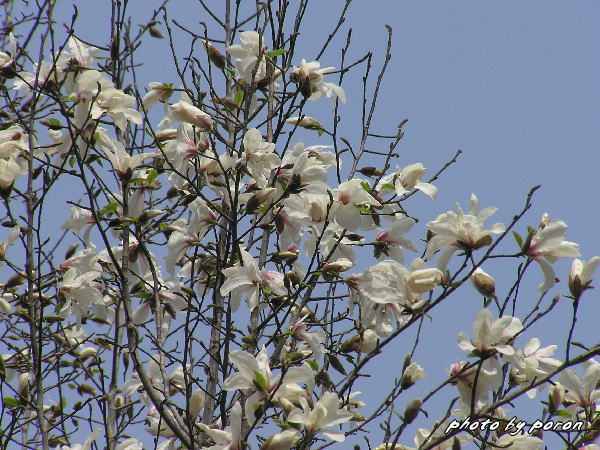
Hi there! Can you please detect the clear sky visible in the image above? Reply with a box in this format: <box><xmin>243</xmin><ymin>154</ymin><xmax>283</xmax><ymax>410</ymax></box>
<box><xmin>13</xmin><ymin>1</ymin><xmax>600</xmax><ymax>448</ymax></box>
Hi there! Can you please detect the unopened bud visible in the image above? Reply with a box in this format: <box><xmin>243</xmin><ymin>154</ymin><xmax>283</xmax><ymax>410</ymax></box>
<box><xmin>155</xmin><ymin>129</ymin><xmax>178</xmax><ymax>142</ymax></box>
<box><xmin>203</xmin><ymin>41</ymin><xmax>226</xmax><ymax>69</ymax></box>
<box><xmin>190</xmin><ymin>389</ymin><xmax>205</xmax><ymax>419</ymax></box>
<box><xmin>403</xmin><ymin>398</ymin><xmax>422</xmax><ymax>424</ymax></box>
<box><xmin>400</xmin><ymin>363</ymin><xmax>426</xmax><ymax>390</ymax></box>
<box><xmin>77</xmin><ymin>384</ymin><xmax>95</xmax><ymax>396</ymax></box>
<box><xmin>548</xmin><ymin>384</ymin><xmax>565</xmax><ymax>415</ymax></box>
<box><xmin>471</xmin><ymin>267</ymin><xmax>496</xmax><ymax>299</ymax></box>
<box><xmin>285</xmin><ymin>116</ymin><xmax>323</xmax><ymax>131</ymax></box>
<box><xmin>358</xmin><ymin>166</ymin><xmax>384</xmax><ymax>177</ymax></box>
<box><xmin>260</xmin><ymin>430</ymin><xmax>300</xmax><ymax>450</ymax></box>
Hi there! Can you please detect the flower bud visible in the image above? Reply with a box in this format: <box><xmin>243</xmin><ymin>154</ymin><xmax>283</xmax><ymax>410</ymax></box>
<box><xmin>400</xmin><ymin>363</ymin><xmax>427</xmax><ymax>390</ymax></box>
<box><xmin>203</xmin><ymin>41</ymin><xmax>226</xmax><ymax>69</ymax></box>
<box><xmin>403</xmin><ymin>398</ymin><xmax>422</xmax><ymax>424</ymax></box>
<box><xmin>260</xmin><ymin>430</ymin><xmax>300</xmax><ymax>450</ymax></box>
<box><xmin>285</xmin><ymin>116</ymin><xmax>323</xmax><ymax>131</ymax></box>
<box><xmin>548</xmin><ymin>383</ymin><xmax>565</xmax><ymax>415</ymax></box>
<box><xmin>407</xmin><ymin>268</ymin><xmax>443</xmax><ymax>294</ymax></box>
<box><xmin>189</xmin><ymin>389</ymin><xmax>205</xmax><ymax>419</ymax></box>
<box><xmin>470</xmin><ymin>267</ymin><xmax>496</xmax><ymax>299</ymax></box>
<box><xmin>170</xmin><ymin>102</ymin><xmax>212</xmax><ymax>130</ymax></box>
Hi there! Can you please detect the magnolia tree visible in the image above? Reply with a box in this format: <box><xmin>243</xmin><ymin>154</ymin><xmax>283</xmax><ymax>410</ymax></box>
<box><xmin>0</xmin><ymin>1</ymin><xmax>599</xmax><ymax>449</ymax></box>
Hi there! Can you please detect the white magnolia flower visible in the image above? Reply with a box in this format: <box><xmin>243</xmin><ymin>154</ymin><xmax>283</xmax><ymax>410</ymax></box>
<box><xmin>457</xmin><ymin>308</ymin><xmax>523</xmax><ymax>357</ymax></box>
<box><xmin>375</xmin><ymin>216</ymin><xmax>418</xmax><ymax>263</ymax></box>
<box><xmin>142</xmin><ymin>82</ymin><xmax>174</xmax><ymax>110</ymax></box>
<box><xmin>290</xmin><ymin>59</ymin><xmax>346</xmax><ymax>103</ymax></box>
<box><xmin>559</xmin><ymin>360</ymin><xmax>600</xmax><ymax>408</ymax></box>
<box><xmin>170</xmin><ymin>101</ymin><xmax>212</xmax><ymax>129</ymax></box>
<box><xmin>426</xmin><ymin>194</ymin><xmax>505</xmax><ymax>270</ymax></box>
<box><xmin>525</xmin><ymin>215</ymin><xmax>580</xmax><ymax>291</ymax></box>
<box><xmin>199</xmin><ymin>401</ymin><xmax>242</xmax><ymax>450</ymax></box>
<box><xmin>377</xmin><ymin>163</ymin><xmax>437</xmax><ymax>200</ymax></box>
<box><xmin>569</xmin><ymin>256</ymin><xmax>600</xmax><ymax>298</ymax></box>
<box><xmin>100</xmin><ymin>138</ymin><xmax>155</xmax><ymax>178</ymax></box>
<box><xmin>0</xmin><ymin>32</ymin><xmax>16</xmax><ymax>69</ymax></box>
<box><xmin>55</xmin><ymin>429</ymin><xmax>102</xmax><ymax>450</ymax></box>
<box><xmin>260</xmin><ymin>429</ymin><xmax>300</xmax><ymax>450</ymax></box>
<box><xmin>226</xmin><ymin>31</ymin><xmax>268</xmax><ymax>83</ymax></box>
<box><xmin>332</xmin><ymin>178</ymin><xmax>380</xmax><ymax>231</ymax></box>
<box><xmin>220</xmin><ymin>248</ymin><xmax>285</xmax><ymax>311</ymax></box>
<box><xmin>223</xmin><ymin>346</ymin><xmax>314</xmax><ymax>423</ymax></box>
<box><xmin>287</xmin><ymin>392</ymin><xmax>354</xmax><ymax>442</ymax></box>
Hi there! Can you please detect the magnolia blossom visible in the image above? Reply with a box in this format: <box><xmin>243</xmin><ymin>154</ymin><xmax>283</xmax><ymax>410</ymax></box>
<box><xmin>241</xmin><ymin>128</ymin><xmax>281</xmax><ymax>181</ymax></box>
<box><xmin>121</xmin><ymin>357</ymin><xmax>186</xmax><ymax>405</ymax></box>
<box><xmin>223</xmin><ymin>249</ymin><xmax>286</xmax><ymax>311</ymax></box>
<box><xmin>457</xmin><ymin>308</ymin><xmax>523</xmax><ymax>357</ymax></box>
<box><xmin>375</xmin><ymin>216</ymin><xmax>417</xmax><ymax>263</ymax></box>
<box><xmin>222</xmin><ymin>346</ymin><xmax>314</xmax><ymax>425</ymax></box>
<box><xmin>291</xmin><ymin>317</ymin><xmax>326</xmax><ymax>360</ymax></box>
<box><xmin>290</xmin><ymin>59</ymin><xmax>346</xmax><ymax>103</ymax></box>
<box><xmin>199</xmin><ymin>401</ymin><xmax>242</xmax><ymax>450</ymax></box>
<box><xmin>55</xmin><ymin>429</ymin><xmax>102</xmax><ymax>450</ymax></box>
<box><xmin>558</xmin><ymin>360</ymin><xmax>600</xmax><ymax>408</ymax></box>
<box><xmin>525</xmin><ymin>215</ymin><xmax>581</xmax><ymax>292</ymax></box>
<box><xmin>0</xmin><ymin>33</ymin><xmax>16</xmax><ymax>70</ymax></box>
<box><xmin>260</xmin><ymin>429</ymin><xmax>300</xmax><ymax>450</ymax></box>
<box><xmin>569</xmin><ymin>256</ymin><xmax>600</xmax><ymax>298</ymax></box>
<box><xmin>426</xmin><ymin>194</ymin><xmax>505</xmax><ymax>270</ymax></box>
<box><xmin>449</xmin><ymin>359</ymin><xmax>503</xmax><ymax>414</ymax></box>
<box><xmin>287</xmin><ymin>392</ymin><xmax>354</xmax><ymax>442</ymax></box>
<box><xmin>377</xmin><ymin>163</ymin><xmax>437</xmax><ymax>200</ymax></box>
<box><xmin>100</xmin><ymin>138</ymin><xmax>155</xmax><ymax>178</ymax></box>
<box><xmin>226</xmin><ymin>31</ymin><xmax>268</xmax><ymax>82</ymax></box>
<box><xmin>61</xmin><ymin>206</ymin><xmax>96</xmax><ymax>246</ymax></box>
<box><xmin>170</xmin><ymin>100</ymin><xmax>213</xmax><ymax>129</ymax></box>
<box><xmin>505</xmin><ymin>337</ymin><xmax>561</xmax><ymax>397</ymax></box>
<box><xmin>142</xmin><ymin>82</ymin><xmax>174</xmax><ymax>110</ymax></box>
<box><xmin>332</xmin><ymin>178</ymin><xmax>380</xmax><ymax>231</ymax></box>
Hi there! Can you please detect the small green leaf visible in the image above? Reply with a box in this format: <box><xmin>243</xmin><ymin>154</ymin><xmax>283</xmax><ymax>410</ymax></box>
<box><xmin>360</xmin><ymin>181</ymin><xmax>371</xmax><ymax>193</ymax></box>
<box><xmin>555</xmin><ymin>409</ymin><xmax>572</xmax><ymax>418</ymax></box>
<box><xmin>306</xmin><ymin>360</ymin><xmax>319</xmax><ymax>371</ymax></box>
<box><xmin>233</xmin><ymin>90</ymin><xmax>244</xmax><ymax>105</ymax></box>
<box><xmin>253</xmin><ymin>370</ymin><xmax>268</xmax><ymax>393</ymax></box>
<box><xmin>146</xmin><ymin>168</ymin><xmax>158</xmax><ymax>184</ymax></box>
<box><xmin>268</xmin><ymin>48</ymin><xmax>286</xmax><ymax>58</ymax></box>
<box><xmin>512</xmin><ymin>231</ymin><xmax>523</xmax><ymax>249</ymax></box>
<box><xmin>69</xmin><ymin>156</ymin><xmax>76</xmax><ymax>168</ymax></box>
<box><xmin>317</xmin><ymin>129</ymin><xmax>324</xmax><ymax>136</ymax></box>
<box><xmin>327</xmin><ymin>353</ymin><xmax>347</xmax><ymax>375</ymax></box>
<box><xmin>3</xmin><ymin>397</ymin><xmax>19</xmax><ymax>408</ymax></box>
<box><xmin>380</xmin><ymin>183</ymin><xmax>395</xmax><ymax>191</ymax></box>
<box><xmin>102</xmin><ymin>203</ymin><xmax>119</xmax><ymax>215</ymax></box>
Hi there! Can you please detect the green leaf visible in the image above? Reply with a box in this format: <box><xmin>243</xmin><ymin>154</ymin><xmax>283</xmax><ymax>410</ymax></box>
<box><xmin>234</xmin><ymin>90</ymin><xmax>244</xmax><ymax>105</ymax></box>
<box><xmin>555</xmin><ymin>409</ymin><xmax>572</xmax><ymax>418</ymax></box>
<box><xmin>317</xmin><ymin>129</ymin><xmax>324</xmax><ymax>136</ymax></box>
<box><xmin>69</xmin><ymin>156</ymin><xmax>76</xmax><ymax>168</ymax></box>
<box><xmin>360</xmin><ymin>181</ymin><xmax>371</xmax><ymax>193</ymax></box>
<box><xmin>102</xmin><ymin>203</ymin><xmax>119</xmax><ymax>215</ymax></box>
<box><xmin>253</xmin><ymin>370</ymin><xmax>268</xmax><ymax>393</ymax></box>
<box><xmin>380</xmin><ymin>183</ymin><xmax>395</xmax><ymax>191</ymax></box>
<box><xmin>3</xmin><ymin>397</ymin><xmax>19</xmax><ymax>408</ymax></box>
<box><xmin>306</xmin><ymin>360</ymin><xmax>319</xmax><ymax>371</ymax></box>
<box><xmin>146</xmin><ymin>168</ymin><xmax>158</xmax><ymax>185</ymax></box>
<box><xmin>327</xmin><ymin>353</ymin><xmax>347</xmax><ymax>375</ymax></box>
<box><xmin>512</xmin><ymin>231</ymin><xmax>523</xmax><ymax>249</ymax></box>
<box><xmin>268</xmin><ymin>48</ymin><xmax>286</xmax><ymax>58</ymax></box>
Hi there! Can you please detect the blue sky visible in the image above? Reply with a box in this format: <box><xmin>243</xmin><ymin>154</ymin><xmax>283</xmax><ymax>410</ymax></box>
<box><xmin>7</xmin><ymin>1</ymin><xmax>600</xmax><ymax>448</ymax></box>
